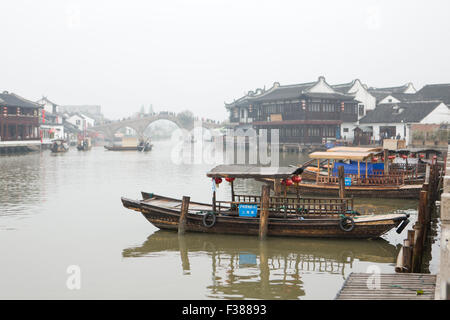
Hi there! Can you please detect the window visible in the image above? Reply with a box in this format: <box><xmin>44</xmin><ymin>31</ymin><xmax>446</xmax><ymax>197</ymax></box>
<box><xmin>323</xmin><ymin>104</ymin><xmax>335</xmax><ymax>112</ymax></box>
<box><xmin>307</xmin><ymin>127</ymin><xmax>320</xmax><ymax>136</ymax></box>
<box><xmin>358</xmin><ymin>105</ymin><xmax>364</xmax><ymax>116</ymax></box>
<box><xmin>309</xmin><ymin>103</ymin><xmax>320</xmax><ymax>112</ymax></box>
<box><xmin>76</xmin><ymin>120</ymin><xmax>81</xmax><ymax>125</ymax></box>
<box><xmin>343</xmin><ymin>128</ymin><xmax>349</xmax><ymax>133</ymax></box>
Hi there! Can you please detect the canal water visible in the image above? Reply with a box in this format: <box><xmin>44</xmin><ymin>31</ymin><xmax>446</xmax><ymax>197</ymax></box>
<box><xmin>0</xmin><ymin>141</ymin><xmax>439</xmax><ymax>299</ymax></box>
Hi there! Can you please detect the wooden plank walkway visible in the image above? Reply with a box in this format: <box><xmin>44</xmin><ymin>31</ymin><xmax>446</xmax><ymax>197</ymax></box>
<box><xmin>335</xmin><ymin>273</ymin><xmax>436</xmax><ymax>300</ymax></box>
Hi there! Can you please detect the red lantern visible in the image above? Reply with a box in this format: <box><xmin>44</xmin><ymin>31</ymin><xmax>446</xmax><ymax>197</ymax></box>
<box><xmin>225</xmin><ymin>177</ymin><xmax>235</xmax><ymax>183</ymax></box>
<box><xmin>285</xmin><ymin>178</ymin><xmax>293</xmax><ymax>187</ymax></box>
<box><xmin>433</xmin><ymin>155</ymin><xmax>437</xmax><ymax>159</ymax></box>
<box><xmin>214</xmin><ymin>177</ymin><xmax>222</xmax><ymax>184</ymax></box>
<box><xmin>381</xmin><ymin>157</ymin><xmax>385</xmax><ymax>161</ymax></box>
<box><xmin>281</xmin><ymin>179</ymin><xmax>286</xmax><ymax>185</ymax></box>
<box><xmin>292</xmin><ymin>175</ymin><xmax>302</xmax><ymax>183</ymax></box>
<box><xmin>388</xmin><ymin>155</ymin><xmax>396</xmax><ymax>160</ymax></box>
<box><xmin>419</xmin><ymin>154</ymin><xmax>425</xmax><ymax>158</ymax></box>
<box><xmin>401</xmin><ymin>155</ymin><xmax>407</xmax><ymax>160</ymax></box>
<box><xmin>372</xmin><ymin>157</ymin><xmax>378</xmax><ymax>162</ymax></box>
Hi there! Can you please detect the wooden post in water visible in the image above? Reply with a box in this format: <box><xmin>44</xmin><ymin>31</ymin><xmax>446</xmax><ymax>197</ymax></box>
<box><xmin>338</xmin><ymin>165</ymin><xmax>345</xmax><ymax>199</ymax></box>
<box><xmin>259</xmin><ymin>185</ymin><xmax>270</xmax><ymax>240</ymax></box>
<box><xmin>403</xmin><ymin>238</ymin><xmax>412</xmax><ymax>272</ymax></box>
<box><xmin>212</xmin><ymin>191</ymin><xmax>216</xmax><ymax>212</ymax></box>
<box><xmin>178</xmin><ymin>196</ymin><xmax>190</xmax><ymax>235</ymax></box>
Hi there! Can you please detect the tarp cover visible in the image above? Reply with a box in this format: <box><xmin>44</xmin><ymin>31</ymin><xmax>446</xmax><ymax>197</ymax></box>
<box><xmin>332</xmin><ymin>162</ymin><xmax>384</xmax><ymax>176</ymax></box>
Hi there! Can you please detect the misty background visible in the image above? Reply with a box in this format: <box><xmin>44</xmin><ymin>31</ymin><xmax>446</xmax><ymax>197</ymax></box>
<box><xmin>1</xmin><ymin>0</ymin><xmax>449</xmax><ymax>121</ymax></box>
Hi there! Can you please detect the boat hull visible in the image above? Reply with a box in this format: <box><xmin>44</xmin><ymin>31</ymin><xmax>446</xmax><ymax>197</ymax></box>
<box><xmin>295</xmin><ymin>182</ymin><xmax>421</xmax><ymax>199</ymax></box>
<box><xmin>104</xmin><ymin>145</ymin><xmax>139</xmax><ymax>151</ymax></box>
<box><xmin>121</xmin><ymin>195</ymin><xmax>407</xmax><ymax>239</ymax></box>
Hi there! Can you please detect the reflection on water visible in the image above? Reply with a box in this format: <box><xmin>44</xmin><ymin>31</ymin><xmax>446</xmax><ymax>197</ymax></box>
<box><xmin>123</xmin><ymin>230</ymin><xmax>399</xmax><ymax>299</ymax></box>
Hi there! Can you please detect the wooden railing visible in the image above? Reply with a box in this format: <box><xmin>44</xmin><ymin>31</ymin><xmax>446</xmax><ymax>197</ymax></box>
<box><xmin>214</xmin><ymin>194</ymin><xmax>355</xmax><ymax>217</ymax></box>
<box><xmin>317</xmin><ymin>174</ymin><xmax>405</xmax><ymax>186</ymax></box>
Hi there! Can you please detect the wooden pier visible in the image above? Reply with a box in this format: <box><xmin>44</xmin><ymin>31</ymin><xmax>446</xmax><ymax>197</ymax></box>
<box><xmin>336</xmin><ymin>273</ymin><xmax>436</xmax><ymax>300</ymax></box>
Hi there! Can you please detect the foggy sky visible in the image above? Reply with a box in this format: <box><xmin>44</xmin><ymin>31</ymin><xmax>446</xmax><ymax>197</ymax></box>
<box><xmin>1</xmin><ymin>0</ymin><xmax>449</xmax><ymax>121</ymax></box>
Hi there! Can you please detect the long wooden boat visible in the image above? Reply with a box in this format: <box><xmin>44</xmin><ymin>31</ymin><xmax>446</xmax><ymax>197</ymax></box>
<box><xmin>289</xmin><ymin>148</ymin><xmax>424</xmax><ymax>199</ymax></box>
<box><xmin>104</xmin><ymin>145</ymin><xmax>139</xmax><ymax>151</ymax></box>
<box><xmin>121</xmin><ymin>165</ymin><xmax>410</xmax><ymax>239</ymax></box>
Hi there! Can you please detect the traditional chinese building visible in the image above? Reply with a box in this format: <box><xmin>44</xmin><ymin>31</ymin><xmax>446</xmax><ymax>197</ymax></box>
<box><xmin>225</xmin><ymin>76</ymin><xmax>358</xmax><ymax>146</ymax></box>
<box><xmin>0</xmin><ymin>91</ymin><xmax>42</xmax><ymax>141</ymax></box>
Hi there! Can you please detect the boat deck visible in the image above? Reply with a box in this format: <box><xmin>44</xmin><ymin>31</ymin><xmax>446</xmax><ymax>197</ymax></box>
<box><xmin>335</xmin><ymin>273</ymin><xmax>436</xmax><ymax>300</ymax></box>
<box><xmin>143</xmin><ymin>197</ymin><xmax>213</xmax><ymax>212</ymax></box>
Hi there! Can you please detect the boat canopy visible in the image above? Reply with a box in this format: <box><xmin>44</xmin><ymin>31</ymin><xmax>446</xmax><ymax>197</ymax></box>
<box><xmin>207</xmin><ymin>165</ymin><xmax>303</xmax><ymax>179</ymax></box>
<box><xmin>309</xmin><ymin>151</ymin><xmax>376</xmax><ymax>161</ymax></box>
<box><xmin>326</xmin><ymin>146</ymin><xmax>383</xmax><ymax>153</ymax></box>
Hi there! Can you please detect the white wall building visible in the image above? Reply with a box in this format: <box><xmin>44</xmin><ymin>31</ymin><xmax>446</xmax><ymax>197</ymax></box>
<box><xmin>332</xmin><ymin>79</ymin><xmax>377</xmax><ymax>141</ymax></box>
<box><xmin>66</xmin><ymin>113</ymin><xmax>95</xmax><ymax>131</ymax></box>
<box><xmin>358</xmin><ymin>101</ymin><xmax>450</xmax><ymax>143</ymax></box>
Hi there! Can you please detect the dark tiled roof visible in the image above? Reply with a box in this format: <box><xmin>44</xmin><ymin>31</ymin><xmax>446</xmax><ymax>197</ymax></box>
<box><xmin>417</xmin><ymin>83</ymin><xmax>450</xmax><ymax>105</ymax></box>
<box><xmin>359</xmin><ymin>101</ymin><xmax>442</xmax><ymax>124</ymax></box>
<box><xmin>0</xmin><ymin>91</ymin><xmax>41</xmax><ymax>109</ymax></box>
<box><xmin>368</xmin><ymin>84</ymin><xmax>410</xmax><ymax>94</ymax></box>
<box><xmin>250</xmin><ymin>82</ymin><xmax>316</xmax><ymax>102</ymax></box>
<box><xmin>376</xmin><ymin>92</ymin><xmax>425</xmax><ymax>103</ymax></box>
<box><xmin>331</xmin><ymin>81</ymin><xmax>354</xmax><ymax>94</ymax></box>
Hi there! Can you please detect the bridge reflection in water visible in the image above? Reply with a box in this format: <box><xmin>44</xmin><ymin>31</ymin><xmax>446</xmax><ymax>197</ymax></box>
<box><xmin>122</xmin><ymin>231</ymin><xmax>399</xmax><ymax>299</ymax></box>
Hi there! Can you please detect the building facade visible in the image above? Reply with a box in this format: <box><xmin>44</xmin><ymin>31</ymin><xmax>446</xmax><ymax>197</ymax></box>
<box><xmin>225</xmin><ymin>77</ymin><xmax>358</xmax><ymax>145</ymax></box>
<box><xmin>0</xmin><ymin>91</ymin><xmax>42</xmax><ymax>141</ymax></box>
<box><xmin>358</xmin><ymin>101</ymin><xmax>450</xmax><ymax>143</ymax></box>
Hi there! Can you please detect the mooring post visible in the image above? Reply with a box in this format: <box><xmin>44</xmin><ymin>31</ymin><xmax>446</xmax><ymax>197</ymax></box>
<box><xmin>259</xmin><ymin>185</ymin><xmax>270</xmax><ymax>240</ymax></box>
<box><xmin>338</xmin><ymin>165</ymin><xmax>345</xmax><ymax>199</ymax></box>
<box><xmin>178</xmin><ymin>196</ymin><xmax>190</xmax><ymax>235</ymax></box>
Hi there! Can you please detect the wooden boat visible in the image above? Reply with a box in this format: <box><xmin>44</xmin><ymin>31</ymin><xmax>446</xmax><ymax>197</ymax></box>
<box><xmin>104</xmin><ymin>140</ymin><xmax>152</xmax><ymax>152</ymax></box>
<box><xmin>121</xmin><ymin>165</ymin><xmax>410</xmax><ymax>239</ymax></box>
<box><xmin>104</xmin><ymin>145</ymin><xmax>139</xmax><ymax>151</ymax></box>
<box><xmin>76</xmin><ymin>137</ymin><xmax>92</xmax><ymax>151</ymax></box>
<box><xmin>300</xmin><ymin>146</ymin><xmax>425</xmax><ymax>184</ymax></box>
<box><xmin>50</xmin><ymin>139</ymin><xmax>69</xmax><ymax>153</ymax></box>
<box><xmin>289</xmin><ymin>149</ymin><xmax>424</xmax><ymax>199</ymax></box>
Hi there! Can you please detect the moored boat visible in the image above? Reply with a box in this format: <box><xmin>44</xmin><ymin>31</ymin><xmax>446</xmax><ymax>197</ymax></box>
<box><xmin>50</xmin><ymin>139</ymin><xmax>69</xmax><ymax>153</ymax></box>
<box><xmin>289</xmin><ymin>148</ymin><xmax>425</xmax><ymax>199</ymax></box>
<box><xmin>121</xmin><ymin>165</ymin><xmax>410</xmax><ymax>239</ymax></box>
<box><xmin>77</xmin><ymin>137</ymin><xmax>92</xmax><ymax>151</ymax></box>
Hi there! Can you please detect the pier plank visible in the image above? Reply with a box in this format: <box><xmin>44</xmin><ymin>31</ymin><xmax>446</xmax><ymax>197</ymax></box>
<box><xmin>336</xmin><ymin>273</ymin><xmax>436</xmax><ymax>300</ymax></box>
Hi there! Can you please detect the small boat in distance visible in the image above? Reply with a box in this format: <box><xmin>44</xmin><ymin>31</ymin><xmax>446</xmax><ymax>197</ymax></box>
<box><xmin>137</xmin><ymin>139</ymin><xmax>153</xmax><ymax>152</ymax></box>
<box><xmin>50</xmin><ymin>139</ymin><xmax>69</xmax><ymax>153</ymax></box>
<box><xmin>121</xmin><ymin>165</ymin><xmax>410</xmax><ymax>239</ymax></box>
<box><xmin>104</xmin><ymin>137</ymin><xmax>152</xmax><ymax>152</ymax></box>
<box><xmin>77</xmin><ymin>137</ymin><xmax>92</xmax><ymax>151</ymax></box>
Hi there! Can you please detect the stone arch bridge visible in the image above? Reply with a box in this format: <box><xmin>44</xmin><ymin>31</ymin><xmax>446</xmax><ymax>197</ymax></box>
<box><xmin>88</xmin><ymin>113</ymin><xmax>222</xmax><ymax>140</ymax></box>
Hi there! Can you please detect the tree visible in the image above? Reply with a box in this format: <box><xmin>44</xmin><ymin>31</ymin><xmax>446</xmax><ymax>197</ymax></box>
<box><xmin>177</xmin><ymin>110</ymin><xmax>194</xmax><ymax>127</ymax></box>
